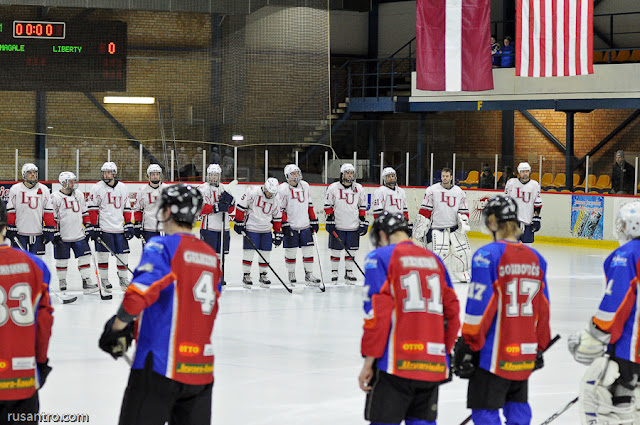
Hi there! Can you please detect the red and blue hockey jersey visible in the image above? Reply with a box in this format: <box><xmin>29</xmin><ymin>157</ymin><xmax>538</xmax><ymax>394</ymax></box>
<box><xmin>462</xmin><ymin>240</ymin><xmax>551</xmax><ymax>381</ymax></box>
<box><xmin>0</xmin><ymin>245</ymin><xmax>53</xmax><ymax>400</ymax></box>
<box><xmin>122</xmin><ymin>233</ymin><xmax>222</xmax><ymax>386</ymax></box>
<box><xmin>362</xmin><ymin>241</ymin><xmax>460</xmax><ymax>382</ymax></box>
<box><xmin>592</xmin><ymin>239</ymin><xmax>640</xmax><ymax>362</ymax></box>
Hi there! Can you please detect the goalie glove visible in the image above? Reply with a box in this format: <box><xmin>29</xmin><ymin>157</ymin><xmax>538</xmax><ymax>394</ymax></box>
<box><xmin>412</xmin><ymin>214</ymin><xmax>430</xmax><ymax>240</ymax></box>
<box><xmin>457</xmin><ymin>213</ymin><xmax>470</xmax><ymax>234</ymax></box>
<box><xmin>99</xmin><ymin>315</ymin><xmax>134</xmax><ymax>360</ymax></box>
<box><xmin>568</xmin><ymin>321</ymin><xmax>611</xmax><ymax>365</ymax></box>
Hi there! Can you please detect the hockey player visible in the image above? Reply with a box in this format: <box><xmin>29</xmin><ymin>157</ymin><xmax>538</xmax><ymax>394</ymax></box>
<box><xmin>133</xmin><ymin>164</ymin><xmax>168</xmax><ymax>244</ymax></box>
<box><xmin>88</xmin><ymin>162</ymin><xmax>134</xmax><ymax>293</ymax></box>
<box><xmin>324</xmin><ymin>163</ymin><xmax>367</xmax><ymax>283</ymax></box>
<box><xmin>371</xmin><ymin>167</ymin><xmax>409</xmax><ymax>221</ymax></box>
<box><xmin>277</xmin><ymin>164</ymin><xmax>321</xmax><ymax>286</ymax></box>
<box><xmin>0</xmin><ymin>198</ymin><xmax>54</xmax><ymax>422</ymax></box>
<box><xmin>413</xmin><ymin>167</ymin><xmax>472</xmax><ymax>282</ymax></box>
<box><xmin>504</xmin><ymin>162</ymin><xmax>542</xmax><ymax>243</ymax></box>
<box><xmin>197</xmin><ymin>164</ymin><xmax>234</xmax><ymax>284</ymax></box>
<box><xmin>99</xmin><ymin>184</ymin><xmax>221</xmax><ymax>425</ymax></box>
<box><xmin>233</xmin><ymin>177</ymin><xmax>282</xmax><ymax>289</ymax></box>
<box><xmin>51</xmin><ymin>171</ymin><xmax>98</xmax><ymax>294</ymax></box>
<box><xmin>359</xmin><ymin>211</ymin><xmax>460</xmax><ymax>425</ymax></box>
<box><xmin>6</xmin><ymin>163</ymin><xmax>56</xmax><ymax>256</ymax></box>
<box><xmin>567</xmin><ymin>201</ymin><xmax>640</xmax><ymax>423</ymax></box>
<box><xmin>454</xmin><ymin>195</ymin><xmax>551</xmax><ymax>425</ymax></box>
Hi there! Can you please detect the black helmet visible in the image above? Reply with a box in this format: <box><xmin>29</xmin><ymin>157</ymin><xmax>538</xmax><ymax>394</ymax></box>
<box><xmin>370</xmin><ymin>211</ymin><xmax>411</xmax><ymax>248</ymax></box>
<box><xmin>0</xmin><ymin>199</ymin><xmax>6</xmax><ymax>227</ymax></box>
<box><xmin>482</xmin><ymin>195</ymin><xmax>518</xmax><ymax>228</ymax></box>
<box><xmin>159</xmin><ymin>183</ymin><xmax>203</xmax><ymax>226</ymax></box>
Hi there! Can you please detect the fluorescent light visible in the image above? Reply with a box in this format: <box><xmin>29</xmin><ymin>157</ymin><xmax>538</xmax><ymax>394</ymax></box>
<box><xmin>103</xmin><ymin>96</ymin><xmax>155</xmax><ymax>104</ymax></box>
<box><xmin>232</xmin><ymin>135</ymin><xmax>244</xmax><ymax>141</ymax></box>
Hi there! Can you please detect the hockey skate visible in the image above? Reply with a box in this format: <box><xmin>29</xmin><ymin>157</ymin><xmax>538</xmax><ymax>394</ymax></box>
<box><xmin>259</xmin><ymin>273</ymin><xmax>271</xmax><ymax>288</ymax></box>
<box><xmin>305</xmin><ymin>272</ymin><xmax>321</xmax><ymax>287</ymax></box>
<box><xmin>59</xmin><ymin>279</ymin><xmax>67</xmax><ymax>291</ymax></box>
<box><xmin>119</xmin><ymin>276</ymin><xmax>130</xmax><ymax>291</ymax></box>
<box><xmin>331</xmin><ymin>271</ymin><xmax>339</xmax><ymax>283</ymax></box>
<box><xmin>288</xmin><ymin>272</ymin><xmax>297</xmax><ymax>287</ymax></box>
<box><xmin>101</xmin><ymin>279</ymin><xmax>113</xmax><ymax>294</ymax></box>
<box><xmin>243</xmin><ymin>273</ymin><xmax>253</xmax><ymax>289</ymax></box>
<box><xmin>82</xmin><ymin>277</ymin><xmax>99</xmax><ymax>295</ymax></box>
<box><xmin>345</xmin><ymin>270</ymin><xmax>357</xmax><ymax>284</ymax></box>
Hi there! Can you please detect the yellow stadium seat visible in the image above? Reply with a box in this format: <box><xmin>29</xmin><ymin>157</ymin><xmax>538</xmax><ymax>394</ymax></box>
<box><xmin>459</xmin><ymin>170</ymin><xmax>479</xmax><ymax>187</ymax></box>
<box><xmin>576</xmin><ymin>174</ymin><xmax>596</xmax><ymax>189</ymax></box>
<box><xmin>530</xmin><ymin>172</ymin><xmax>539</xmax><ymax>182</ymax></box>
<box><xmin>552</xmin><ymin>173</ymin><xmax>566</xmax><ymax>188</ymax></box>
<box><xmin>495</xmin><ymin>171</ymin><xmax>502</xmax><ymax>181</ymax></box>
<box><xmin>593</xmin><ymin>175</ymin><xmax>611</xmax><ymax>191</ymax></box>
<box><xmin>573</xmin><ymin>174</ymin><xmax>581</xmax><ymax>186</ymax></box>
<box><xmin>540</xmin><ymin>173</ymin><xmax>554</xmax><ymax>187</ymax></box>
<box><xmin>614</xmin><ymin>50</ymin><xmax>631</xmax><ymax>63</ymax></box>
<box><xmin>630</xmin><ymin>50</ymin><xmax>640</xmax><ymax>63</ymax></box>
<box><xmin>593</xmin><ymin>51</ymin><xmax>605</xmax><ymax>63</ymax></box>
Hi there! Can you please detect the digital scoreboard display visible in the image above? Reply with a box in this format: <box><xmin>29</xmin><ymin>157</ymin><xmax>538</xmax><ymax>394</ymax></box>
<box><xmin>0</xmin><ymin>20</ymin><xmax>127</xmax><ymax>91</ymax></box>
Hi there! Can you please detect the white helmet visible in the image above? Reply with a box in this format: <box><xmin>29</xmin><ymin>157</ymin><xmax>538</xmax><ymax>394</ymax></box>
<box><xmin>59</xmin><ymin>171</ymin><xmax>77</xmax><ymax>190</ymax></box>
<box><xmin>21</xmin><ymin>163</ymin><xmax>38</xmax><ymax>181</ymax></box>
<box><xmin>382</xmin><ymin>167</ymin><xmax>397</xmax><ymax>188</ymax></box>
<box><xmin>101</xmin><ymin>161</ymin><xmax>118</xmax><ymax>175</ymax></box>
<box><xmin>517</xmin><ymin>162</ymin><xmax>531</xmax><ymax>173</ymax></box>
<box><xmin>264</xmin><ymin>177</ymin><xmax>279</xmax><ymax>197</ymax></box>
<box><xmin>284</xmin><ymin>164</ymin><xmax>302</xmax><ymax>184</ymax></box>
<box><xmin>340</xmin><ymin>163</ymin><xmax>356</xmax><ymax>184</ymax></box>
<box><xmin>147</xmin><ymin>163</ymin><xmax>162</xmax><ymax>177</ymax></box>
<box><xmin>206</xmin><ymin>164</ymin><xmax>222</xmax><ymax>186</ymax></box>
<box><xmin>616</xmin><ymin>201</ymin><xmax>640</xmax><ymax>243</ymax></box>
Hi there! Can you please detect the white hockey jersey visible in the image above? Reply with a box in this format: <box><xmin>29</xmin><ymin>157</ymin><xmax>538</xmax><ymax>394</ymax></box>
<box><xmin>51</xmin><ymin>190</ymin><xmax>89</xmax><ymax>242</ymax></box>
<box><xmin>6</xmin><ymin>182</ymin><xmax>54</xmax><ymax>235</ymax></box>
<box><xmin>88</xmin><ymin>181</ymin><xmax>132</xmax><ymax>233</ymax></box>
<box><xmin>419</xmin><ymin>184</ymin><xmax>469</xmax><ymax>229</ymax></box>
<box><xmin>133</xmin><ymin>183</ymin><xmax>168</xmax><ymax>231</ymax></box>
<box><xmin>504</xmin><ymin>178</ymin><xmax>543</xmax><ymax>225</ymax></box>
<box><xmin>197</xmin><ymin>182</ymin><xmax>235</xmax><ymax>231</ymax></box>
<box><xmin>235</xmin><ymin>186</ymin><xmax>282</xmax><ymax>233</ymax></box>
<box><xmin>324</xmin><ymin>182</ymin><xmax>367</xmax><ymax>231</ymax></box>
<box><xmin>277</xmin><ymin>181</ymin><xmax>316</xmax><ymax>230</ymax></box>
<box><xmin>372</xmin><ymin>185</ymin><xmax>408</xmax><ymax>219</ymax></box>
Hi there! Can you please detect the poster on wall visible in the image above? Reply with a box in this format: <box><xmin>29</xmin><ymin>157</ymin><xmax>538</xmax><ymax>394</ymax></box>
<box><xmin>570</xmin><ymin>195</ymin><xmax>604</xmax><ymax>240</ymax></box>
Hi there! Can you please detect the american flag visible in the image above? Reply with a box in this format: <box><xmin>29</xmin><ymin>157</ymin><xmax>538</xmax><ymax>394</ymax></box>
<box><xmin>516</xmin><ymin>0</ymin><xmax>594</xmax><ymax>77</ymax></box>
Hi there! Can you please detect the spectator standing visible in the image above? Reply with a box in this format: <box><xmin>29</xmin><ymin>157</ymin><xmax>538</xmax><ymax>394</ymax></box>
<box><xmin>478</xmin><ymin>165</ymin><xmax>494</xmax><ymax>189</ymax></box>
<box><xmin>497</xmin><ymin>166</ymin><xmax>516</xmax><ymax>189</ymax></box>
<box><xmin>500</xmin><ymin>36</ymin><xmax>515</xmax><ymax>68</ymax></box>
<box><xmin>611</xmin><ymin>150</ymin><xmax>636</xmax><ymax>194</ymax></box>
<box><xmin>491</xmin><ymin>35</ymin><xmax>501</xmax><ymax>67</ymax></box>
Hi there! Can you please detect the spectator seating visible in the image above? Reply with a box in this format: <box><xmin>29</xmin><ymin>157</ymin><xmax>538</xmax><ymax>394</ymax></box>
<box><xmin>576</xmin><ymin>174</ymin><xmax>596</xmax><ymax>190</ymax></box>
<box><xmin>495</xmin><ymin>171</ymin><xmax>502</xmax><ymax>182</ymax></box>
<box><xmin>594</xmin><ymin>49</ymin><xmax>640</xmax><ymax>64</ymax></box>
<box><xmin>593</xmin><ymin>175</ymin><xmax>612</xmax><ymax>192</ymax></box>
<box><xmin>458</xmin><ymin>170</ymin><xmax>479</xmax><ymax>187</ymax></box>
<box><xmin>593</xmin><ymin>51</ymin><xmax>605</xmax><ymax>63</ymax></box>
<box><xmin>631</xmin><ymin>50</ymin><xmax>640</xmax><ymax>62</ymax></box>
<box><xmin>614</xmin><ymin>50</ymin><xmax>631</xmax><ymax>63</ymax></box>
<box><xmin>552</xmin><ymin>173</ymin><xmax>566</xmax><ymax>188</ymax></box>
<box><xmin>540</xmin><ymin>173</ymin><xmax>554</xmax><ymax>188</ymax></box>
<box><xmin>531</xmin><ymin>172</ymin><xmax>539</xmax><ymax>182</ymax></box>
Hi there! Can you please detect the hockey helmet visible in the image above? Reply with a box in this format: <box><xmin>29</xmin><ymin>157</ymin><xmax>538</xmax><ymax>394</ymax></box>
<box><xmin>21</xmin><ymin>163</ymin><xmax>38</xmax><ymax>181</ymax></box>
<box><xmin>370</xmin><ymin>211</ymin><xmax>411</xmax><ymax>248</ymax></box>
<box><xmin>147</xmin><ymin>164</ymin><xmax>163</xmax><ymax>184</ymax></box>
<box><xmin>340</xmin><ymin>163</ymin><xmax>356</xmax><ymax>184</ymax></box>
<box><xmin>59</xmin><ymin>171</ymin><xmax>77</xmax><ymax>190</ymax></box>
<box><xmin>382</xmin><ymin>167</ymin><xmax>397</xmax><ymax>188</ymax></box>
<box><xmin>263</xmin><ymin>177</ymin><xmax>279</xmax><ymax>197</ymax></box>
<box><xmin>616</xmin><ymin>201</ymin><xmax>640</xmax><ymax>243</ymax></box>
<box><xmin>517</xmin><ymin>162</ymin><xmax>531</xmax><ymax>173</ymax></box>
<box><xmin>159</xmin><ymin>183</ymin><xmax>203</xmax><ymax>226</ymax></box>
<box><xmin>482</xmin><ymin>195</ymin><xmax>518</xmax><ymax>227</ymax></box>
<box><xmin>284</xmin><ymin>164</ymin><xmax>302</xmax><ymax>184</ymax></box>
<box><xmin>206</xmin><ymin>164</ymin><xmax>222</xmax><ymax>186</ymax></box>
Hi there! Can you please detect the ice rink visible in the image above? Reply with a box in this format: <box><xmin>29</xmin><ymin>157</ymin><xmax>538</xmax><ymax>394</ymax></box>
<box><xmin>35</xmin><ymin>231</ymin><xmax>611</xmax><ymax>424</ymax></box>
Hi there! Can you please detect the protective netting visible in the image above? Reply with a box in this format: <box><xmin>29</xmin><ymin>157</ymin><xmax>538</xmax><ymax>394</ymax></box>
<box><xmin>0</xmin><ymin>2</ymin><xmax>330</xmax><ymax>183</ymax></box>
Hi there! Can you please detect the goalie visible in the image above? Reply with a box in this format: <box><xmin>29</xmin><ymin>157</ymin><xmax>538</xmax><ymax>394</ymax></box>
<box><xmin>412</xmin><ymin>167</ymin><xmax>471</xmax><ymax>282</ymax></box>
<box><xmin>568</xmin><ymin>201</ymin><xmax>640</xmax><ymax>424</ymax></box>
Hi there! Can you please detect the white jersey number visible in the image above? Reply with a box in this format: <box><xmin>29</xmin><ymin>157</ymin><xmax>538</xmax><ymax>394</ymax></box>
<box><xmin>505</xmin><ymin>278</ymin><xmax>541</xmax><ymax>317</ymax></box>
<box><xmin>193</xmin><ymin>271</ymin><xmax>217</xmax><ymax>315</ymax></box>
<box><xmin>400</xmin><ymin>272</ymin><xmax>443</xmax><ymax>314</ymax></box>
<box><xmin>0</xmin><ymin>283</ymin><xmax>35</xmax><ymax>327</ymax></box>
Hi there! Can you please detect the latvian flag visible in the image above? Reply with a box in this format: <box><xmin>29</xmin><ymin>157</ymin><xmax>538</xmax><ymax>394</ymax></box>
<box><xmin>516</xmin><ymin>0</ymin><xmax>594</xmax><ymax>77</ymax></box>
<box><xmin>416</xmin><ymin>0</ymin><xmax>494</xmax><ymax>91</ymax></box>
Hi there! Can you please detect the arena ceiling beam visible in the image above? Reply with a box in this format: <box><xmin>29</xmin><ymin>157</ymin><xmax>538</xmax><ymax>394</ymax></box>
<box><xmin>520</xmin><ymin>110</ymin><xmax>567</xmax><ymax>155</ymax></box>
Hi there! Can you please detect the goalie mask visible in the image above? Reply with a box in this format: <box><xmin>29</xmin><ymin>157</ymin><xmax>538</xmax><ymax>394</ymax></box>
<box><xmin>101</xmin><ymin>162</ymin><xmax>118</xmax><ymax>183</ymax></box>
<box><xmin>615</xmin><ymin>201</ymin><xmax>640</xmax><ymax>244</ymax></box>
<box><xmin>159</xmin><ymin>183</ymin><xmax>203</xmax><ymax>226</ymax></box>
<box><xmin>370</xmin><ymin>211</ymin><xmax>411</xmax><ymax>248</ymax></box>
<box><xmin>284</xmin><ymin>164</ymin><xmax>302</xmax><ymax>185</ymax></box>
<box><xmin>263</xmin><ymin>177</ymin><xmax>279</xmax><ymax>199</ymax></box>
<box><xmin>59</xmin><ymin>171</ymin><xmax>77</xmax><ymax>192</ymax></box>
<box><xmin>22</xmin><ymin>163</ymin><xmax>38</xmax><ymax>184</ymax></box>
<box><xmin>382</xmin><ymin>167</ymin><xmax>397</xmax><ymax>189</ymax></box>
<box><xmin>340</xmin><ymin>163</ymin><xmax>355</xmax><ymax>185</ymax></box>
<box><xmin>206</xmin><ymin>164</ymin><xmax>222</xmax><ymax>187</ymax></box>
<box><xmin>147</xmin><ymin>164</ymin><xmax>163</xmax><ymax>185</ymax></box>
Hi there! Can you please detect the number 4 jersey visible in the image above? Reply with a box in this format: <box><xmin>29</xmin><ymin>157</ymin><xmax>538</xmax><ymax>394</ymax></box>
<box><xmin>462</xmin><ymin>240</ymin><xmax>551</xmax><ymax>381</ymax></box>
<box><xmin>121</xmin><ymin>233</ymin><xmax>222</xmax><ymax>386</ymax></box>
<box><xmin>362</xmin><ymin>241</ymin><xmax>460</xmax><ymax>382</ymax></box>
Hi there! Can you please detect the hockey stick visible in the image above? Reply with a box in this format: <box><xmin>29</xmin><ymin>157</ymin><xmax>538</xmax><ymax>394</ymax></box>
<box><xmin>240</xmin><ymin>231</ymin><xmax>303</xmax><ymax>294</ymax></box>
<box><xmin>89</xmin><ymin>240</ymin><xmax>112</xmax><ymax>300</ymax></box>
<box><xmin>123</xmin><ymin>353</ymin><xmax>133</xmax><ymax>367</ymax></box>
<box><xmin>12</xmin><ymin>237</ymin><xmax>78</xmax><ymax>304</ymax></box>
<box><xmin>219</xmin><ymin>179</ymin><xmax>237</xmax><ymax>287</ymax></box>
<box><xmin>331</xmin><ymin>231</ymin><xmax>365</xmax><ymax>276</ymax></box>
<box><xmin>538</xmin><ymin>396</ymin><xmax>578</xmax><ymax>425</ymax></box>
<box><xmin>458</xmin><ymin>334</ymin><xmax>562</xmax><ymax>425</ymax></box>
<box><xmin>311</xmin><ymin>232</ymin><xmax>326</xmax><ymax>292</ymax></box>
<box><xmin>97</xmin><ymin>237</ymin><xmax>135</xmax><ymax>275</ymax></box>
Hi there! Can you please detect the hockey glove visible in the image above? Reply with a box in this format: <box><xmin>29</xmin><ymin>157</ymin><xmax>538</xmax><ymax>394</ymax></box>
<box><xmin>124</xmin><ymin>223</ymin><xmax>135</xmax><ymax>240</ymax></box>
<box><xmin>325</xmin><ymin>214</ymin><xmax>336</xmax><ymax>235</ymax></box>
<box><xmin>99</xmin><ymin>315</ymin><xmax>134</xmax><ymax>360</ymax></box>
<box><xmin>452</xmin><ymin>337</ymin><xmax>479</xmax><ymax>379</ymax></box>
<box><xmin>53</xmin><ymin>229</ymin><xmax>62</xmax><ymax>246</ymax></box>
<box><xmin>133</xmin><ymin>221</ymin><xmax>142</xmax><ymax>238</ymax></box>
<box><xmin>43</xmin><ymin>226</ymin><xmax>56</xmax><ymax>245</ymax></box>
<box><xmin>281</xmin><ymin>221</ymin><xmax>293</xmax><ymax>237</ymax></box>
<box><xmin>407</xmin><ymin>222</ymin><xmax>414</xmax><ymax>234</ymax></box>
<box><xmin>84</xmin><ymin>223</ymin><xmax>95</xmax><ymax>240</ymax></box>
<box><xmin>234</xmin><ymin>221</ymin><xmax>246</xmax><ymax>235</ymax></box>
<box><xmin>6</xmin><ymin>225</ymin><xmax>17</xmax><ymax>242</ymax></box>
<box><xmin>310</xmin><ymin>218</ymin><xmax>319</xmax><ymax>233</ymax></box>
<box><xmin>531</xmin><ymin>216</ymin><xmax>542</xmax><ymax>232</ymax></box>
<box><xmin>273</xmin><ymin>231</ymin><xmax>284</xmax><ymax>247</ymax></box>
<box><xmin>358</xmin><ymin>218</ymin><xmax>369</xmax><ymax>236</ymax></box>
<box><xmin>533</xmin><ymin>351</ymin><xmax>544</xmax><ymax>371</ymax></box>
<box><xmin>37</xmin><ymin>359</ymin><xmax>52</xmax><ymax>389</ymax></box>
<box><xmin>218</xmin><ymin>191</ymin><xmax>234</xmax><ymax>213</ymax></box>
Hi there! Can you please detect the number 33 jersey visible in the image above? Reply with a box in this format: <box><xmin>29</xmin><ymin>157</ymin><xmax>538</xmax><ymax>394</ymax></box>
<box><xmin>362</xmin><ymin>241</ymin><xmax>460</xmax><ymax>382</ymax></box>
<box><xmin>121</xmin><ymin>233</ymin><xmax>222</xmax><ymax>386</ymax></box>
<box><xmin>462</xmin><ymin>240</ymin><xmax>551</xmax><ymax>380</ymax></box>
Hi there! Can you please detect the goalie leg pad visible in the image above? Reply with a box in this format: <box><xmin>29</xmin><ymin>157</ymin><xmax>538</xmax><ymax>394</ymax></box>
<box><xmin>579</xmin><ymin>357</ymin><xmax>635</xmax><ymax>424</ymax></box>
<box><xmin>447</xmin><ymin>232</ymin><xmax>472</xmax><ymax>282</ymax></box>
<box><xmin>502</xmin><ymin>401</ymin><xmax>532</xmax><ymax>425</ymax></box>
<box><xmin>430</xmin><ymin>229</ymin><xmax>450</xmax><ymax>260</ymax></box>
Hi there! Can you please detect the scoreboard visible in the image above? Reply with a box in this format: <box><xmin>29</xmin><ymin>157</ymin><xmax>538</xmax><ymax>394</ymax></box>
<box><xmin>0</xmin><ymin>20</ymin><xmax>127</xmax><ymax>91</ymax></box>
